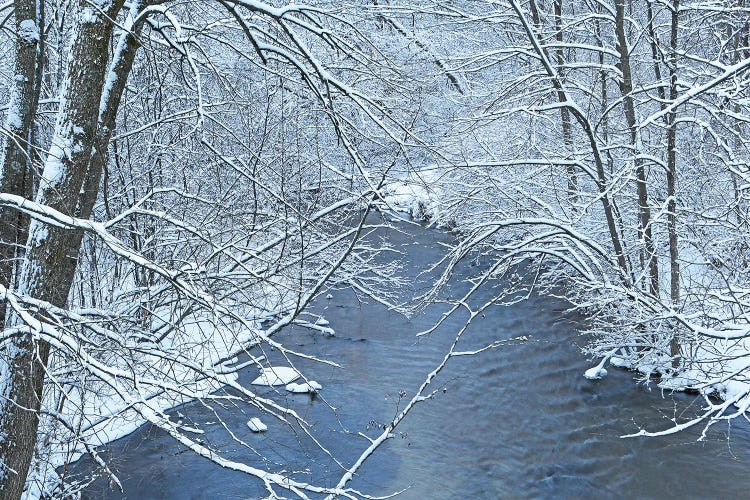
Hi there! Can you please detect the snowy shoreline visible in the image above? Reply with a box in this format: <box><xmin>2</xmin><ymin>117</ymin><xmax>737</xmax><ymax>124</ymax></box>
<box><xmin>379</xmin><ymin>172</ymin><xmax>750</xmax><ymax>434</ymax></box>
<box><xmin>33</xmin><ymin>176</ymin><xmax>749</xmax><ymax>497</ymax></box>
<box><xmin>32</xmin><ymin>307</ymin><xmax>331</xmax><ymax>499</ymax></box>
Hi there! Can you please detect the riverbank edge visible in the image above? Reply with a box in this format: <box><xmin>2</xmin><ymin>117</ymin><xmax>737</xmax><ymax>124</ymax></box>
<box><xmin>379</xmin><ymin>174</ymin><xmax>750</xmax><ymax>435</ymax></box>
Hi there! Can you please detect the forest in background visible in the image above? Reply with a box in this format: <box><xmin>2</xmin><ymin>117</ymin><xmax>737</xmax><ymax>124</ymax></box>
<box><xmin>0</xmin><ymin>0</ymin><xmax>747</xmax><ymax>497</ymax></box>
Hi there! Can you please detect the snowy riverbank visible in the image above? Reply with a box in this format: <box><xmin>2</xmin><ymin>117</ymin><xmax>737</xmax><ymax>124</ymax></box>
<box><xmin>380</xmin><ymin>170</ymin><xmax>750</xmax><ymax>435</ymax></box>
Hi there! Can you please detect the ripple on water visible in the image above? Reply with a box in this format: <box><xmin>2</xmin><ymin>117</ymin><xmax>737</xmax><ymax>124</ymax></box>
<box><xmin>72</xmin><ymin>220</ymin><xmax>750</xmax><ymax>499</ymax></box>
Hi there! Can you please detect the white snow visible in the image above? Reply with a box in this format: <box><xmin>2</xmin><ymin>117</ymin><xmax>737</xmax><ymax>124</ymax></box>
<box><xmin>39</xmin><ymin>120</ymin><xmax>87</xmax><ymax>192</ymax></box>
<box><xmin>30</xmin><ymin>226</ymin><xmax>49</xmax><ymax>246</ymax></box>
<box><xmin>251</xmin><ymin>366</ymin><xmax>301</xmax><ymax>386</ymax></box>
<box><xmin>4</xmin><ymin>76</ymin><xmax>26</xmax><ymax>130</ymax></box>
<box><xmin>381</xmin><ymin>180</ymin><xmax>433</xmax><ymax>220</ymax></box>
<box><xmin>285</xmin><ymin>381</ymin><xmax>322</xmax><ymax>393</ymax></box>
<box><xmin>584</xmin><ymin>366</ymin><xmax>607</xmax><ymax>380</ymax></box>
<box><xmin>18</xmin><ymin>19</ymin><xmax>39</xmax><ymax>44</ymax></box>
<box><xmin>246</xmin><ymin>417</ymin><xmax>267</xmax><ymax>433</ymax></box>
<box><xmin>5</xmin><ymin>109</ymin><xmax>21</xmax><ymax>129</ymax></box>
<box><xmin>609</xmin><ymin>356</ymin><xmax>628</xmax><ymax>368</ymax></box>
<box><xmin>81</xmin><ymin>1</ymin><xmax>112</xmax><ymax>23</ymax></box>
<box><xmin>658</xmin><ymin>370</ymin><xmax>702</xmax><ymax>391</ymax></box>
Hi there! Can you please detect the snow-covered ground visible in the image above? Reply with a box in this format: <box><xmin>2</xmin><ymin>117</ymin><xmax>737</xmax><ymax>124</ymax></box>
<box><xmin>27</xmin><ymin>304</ymin><xmax>330</xmax><ymax>498</ymax></box>
<box><xmin>379</xmin><ymin>170</ymin><xmax>445</xmax><ymax>223</ymax></box>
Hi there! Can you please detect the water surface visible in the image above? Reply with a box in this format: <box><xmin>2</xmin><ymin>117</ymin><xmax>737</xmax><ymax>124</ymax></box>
<box><xmin>73</xmin><ymin>220</ymin><xmax>750</xmax><ymax>499</ymax></box>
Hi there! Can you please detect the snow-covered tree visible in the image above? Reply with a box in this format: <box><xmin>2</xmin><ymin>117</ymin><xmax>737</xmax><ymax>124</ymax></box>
<box><xmin>0</xmin><ymin>1</ymin><xmax>411</xmax><ymax>496</ymax></box>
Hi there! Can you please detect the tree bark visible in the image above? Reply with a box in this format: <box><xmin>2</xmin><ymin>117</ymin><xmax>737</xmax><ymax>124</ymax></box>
<box><xmin>0</xmin><ymin>2</ymin><xmax>126</xmax><ymax>496</ymax></box>
<box><xmin>553</xmin><ymin>0</ymin><xmax>578</xmax><ymax>207</ymax></box>
<box><xmin>667</xmin><ymin>0</ymin><xmax>681</xmax><ymax>365</ymax></box>
<box><xmin>0</xmin><ymin>0</ymin><xmax>41</xmax><ymax>327</ymax></box>
<box><xmin>615</xmin><ymin>0</ymin><xmax>659</xmax><ymax>296</ymax></box>
<box><xmin>64</xmin><ymin>3</ymin><xmax>147</xmax><ymax>291</ymax></box>
<box><xmin>646</xmin><ymin>0</ymin><xmax>667</xmax><ymax>105</ymax></box>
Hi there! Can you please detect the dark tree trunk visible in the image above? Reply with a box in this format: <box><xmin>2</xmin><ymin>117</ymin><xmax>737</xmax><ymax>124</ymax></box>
<box><xmin>0</xmin><ymin>2</ymin><xmax>126</xmax><ymax>497</ymax></box>
<box><xmin>519</xmin><ymin>0</ymin><xmax>630</xmax><ymax>282</ymax></box>
<box><xmin>553</xmin><ymin>0</ymin><xmax>578</xmax><ymax>207</ymax></box>
<box><xmin>667</xmin><ymin>0</ymin><xmax>681</xmax><ymax>366</ymax></box>
<box><xmin>63</xmin><ymin>8</ymin><xmax>147</xmax><ymax>297</ymax></box>
<box><xmin>615</xmin><ymin>0</ymin><xmax>659</xmax><ymax>297</ymax></box>
<box><xmin>0</xmin><ymin>0</ymin><xmax>41</xmax><ymax>327</ymax></box>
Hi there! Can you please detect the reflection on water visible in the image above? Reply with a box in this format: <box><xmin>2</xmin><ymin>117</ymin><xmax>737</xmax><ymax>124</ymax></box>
<box><xmin>72</xmin><ymin>220</ymin><xmax>750</xmax><ymax>499</ymax></box>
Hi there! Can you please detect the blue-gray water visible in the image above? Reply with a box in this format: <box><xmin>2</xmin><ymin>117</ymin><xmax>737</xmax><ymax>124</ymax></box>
<box><xmin>71</xmin><ymin>220</ymin><xmax>750</xmax><ymax>499</ymax></box>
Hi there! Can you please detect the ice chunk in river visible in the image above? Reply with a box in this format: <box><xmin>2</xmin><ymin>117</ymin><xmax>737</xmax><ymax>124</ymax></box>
<box><xmin>247</xmin><ymin>417</ymin><xmax>267</xmax><ymax>433</ymax></box>
<box><xmin>251</xmin><ymin>366</ymin><xmax>301</xmax><ymax>386</ymax></box>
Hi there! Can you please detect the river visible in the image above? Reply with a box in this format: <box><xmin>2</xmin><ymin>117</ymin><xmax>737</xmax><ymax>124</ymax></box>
<box><xmin>72</xmin><ymin>218</ymin><xmax>750</xmax><ymax>499</ymax></box>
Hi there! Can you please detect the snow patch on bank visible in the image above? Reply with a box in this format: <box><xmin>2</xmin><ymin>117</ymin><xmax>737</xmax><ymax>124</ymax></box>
<box><xmin>584</xmin><ymin>365</ymin><xmax>607</xmax><ymax>380</ymax></box>
<box><xmin>24</xmin><ymin>295</ymin><xmax>327</xmax><ymax>499</ymax></box>
<box><xmin>587</xmin><ymin>341</ymin><xmax>750</xmax><ymax>418</ymax></box>
<box><xmin>380</xmin><ymin>170</ymin><xmax>445</xmax><ymax>223</ymax></box>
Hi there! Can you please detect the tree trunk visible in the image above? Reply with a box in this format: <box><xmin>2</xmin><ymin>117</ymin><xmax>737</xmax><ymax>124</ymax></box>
<box><xmin>0</xmin><ymin>2</ymin><xmax>125</xmax><ymax>496</ymax></box>
<box><xmin>615</xmin><ymin>0</ymin><xmax>659</xmax><ymax>296</ymax></box>
<box><xmin>517</xmin><ymin>0</ymin><xmax>630</xmax><ymax>282</ymax></box>
<box><xmin>646</xmin><ymin>0</ymin><xmax>667</xmax><ymax>105</ymax></box>
<box><xmin>553</xmin><ymin>0</ymin><xmax>578</xmax><ymax>207</ymax></box>
<box><xmin>65</xmin><ymin>4</ymin><xmax>147</xmax><ymax>293</ymax></box>
<box><xmin>0</xmin><ymin>0</ymin><xmax>40</xmax><ymax>327</ymax></box>
<box><xmin>667</xmin><ymin>0</ymin><xmax>681</xmax><ymax>366</ymax></box>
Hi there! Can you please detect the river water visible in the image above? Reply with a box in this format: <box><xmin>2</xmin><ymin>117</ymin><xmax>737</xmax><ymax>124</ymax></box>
<box><xmin>73</xmin><ymin>219</ymin><xmax>750</xmax><ymax>499</ymax></box>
